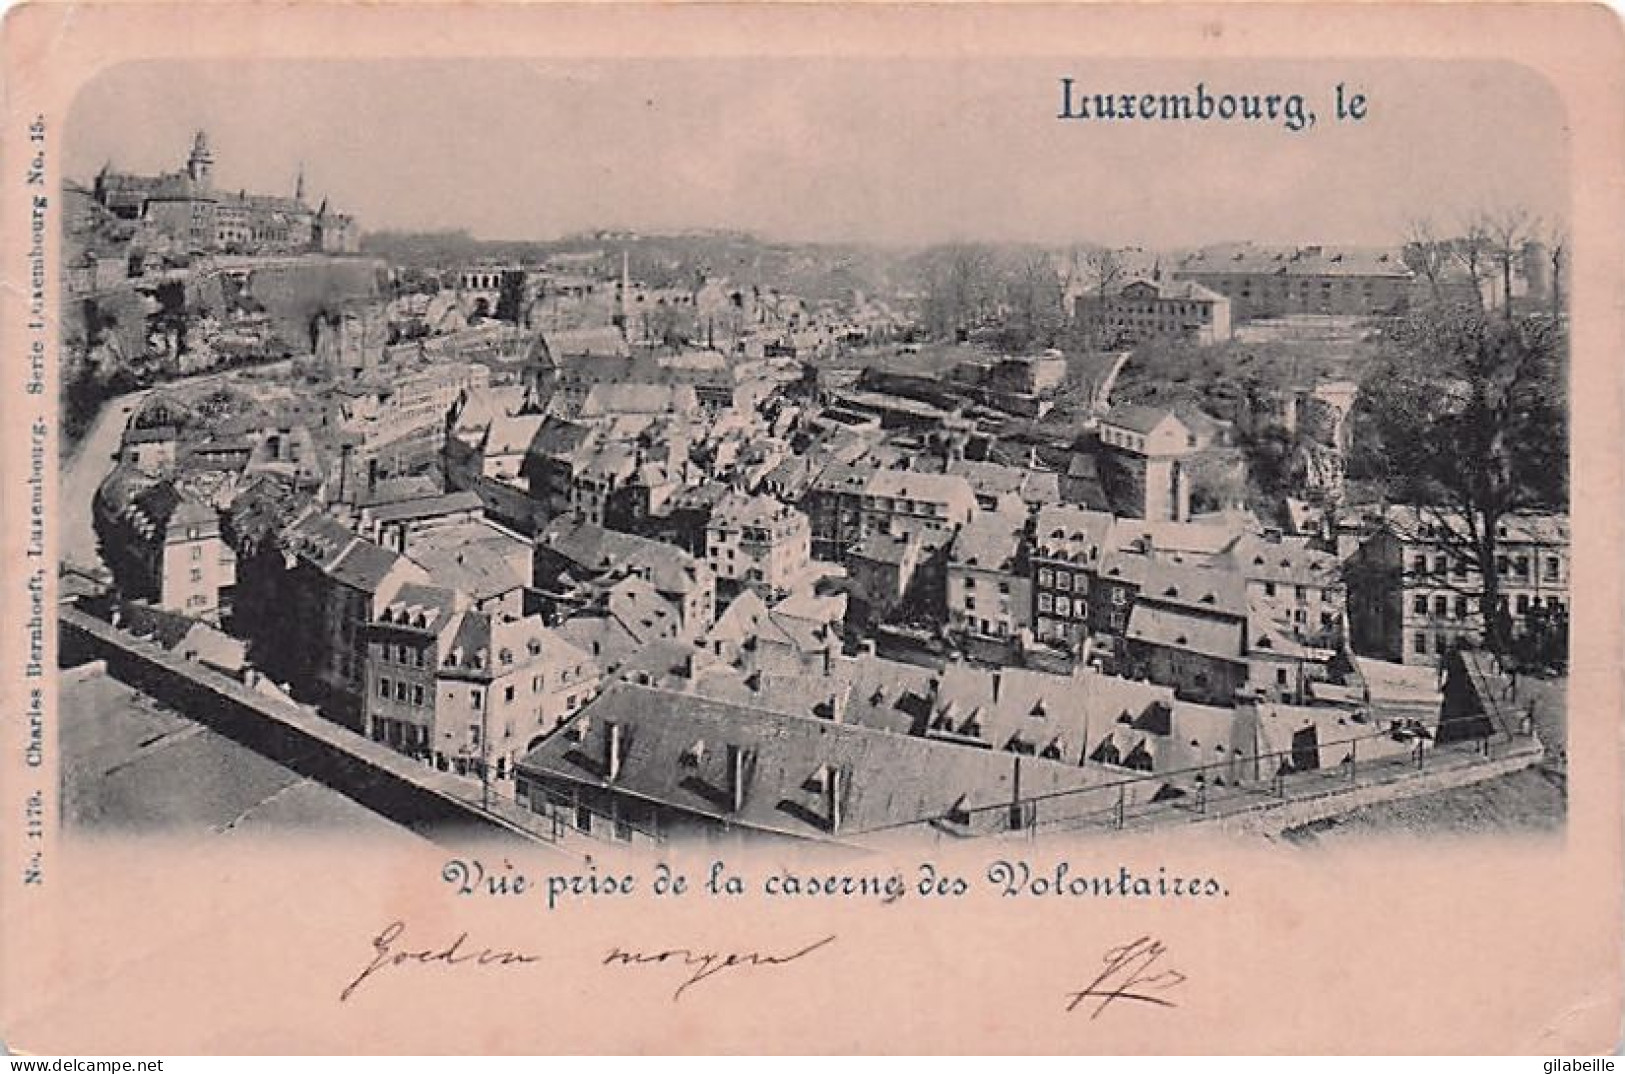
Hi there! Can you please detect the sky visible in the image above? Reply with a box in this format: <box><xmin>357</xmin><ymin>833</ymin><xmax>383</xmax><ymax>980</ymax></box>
<box><xmin>66</xmin><ymin>58</ymin><xmax>1569</xmax><ymax>248</ymax></box>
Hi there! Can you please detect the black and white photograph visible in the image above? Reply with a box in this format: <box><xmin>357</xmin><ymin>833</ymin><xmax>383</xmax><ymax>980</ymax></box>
<box><xmin>53</xmin><ymin>56</ymin><xmax>1572</xmax><ymax>849</ymax></box>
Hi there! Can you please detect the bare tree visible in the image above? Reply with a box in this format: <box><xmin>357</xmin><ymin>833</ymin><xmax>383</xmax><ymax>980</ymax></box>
<box><xmin>920</xmin><ymin>244</ymin><xmax>998</xmax><ymax>341</ymax></box>
<box><xmin>1085</xmin><ymin>247</ymin><xmax>1125</xmax><ymax>297</ymax></box>
<box><xmin>1487</xmin><ymin>207</ymin><xmax>1539</xmax><ymax>321</ymax></box>
<box><xmin>1000</xmin><ymin>253</ymin><xmax>1066</xmax><ymax>352</ymax></box>
<box><xmin>1546</xmin><ymin>224</ymin><xmax>1567</xmax><ymax>319</ymax></box>
<box><xmin>1403</xmin><ymin>218</ymin><xmax>1451</xmax><ymax>306</ymax></box>
<box><xmin>1451</xmin><ymin>214</ymin><xmax>1492</xmax><ymax>312</ymax></box>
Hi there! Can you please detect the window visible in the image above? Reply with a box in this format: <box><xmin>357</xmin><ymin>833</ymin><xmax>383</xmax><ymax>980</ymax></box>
<box><xmin>189</xmin><ymin>568</ymin><xmax>203</xmax><ymax>582</ymax></box>
<box><xmin>398</xmin><ymin>644</ymin><xmax>410</xmax><ymax>664</ymax></box>
<box><xmin>395</xmin><ymin>681</ymin><xmax>407</xmax><ymax>702</ymax></box>
<box><xmin>1516</xmin><ymin>594</ymin><xmax>1530</xmax><ymax>613</ymax></box>
<box><xmin>1037</xmin><ymin>569</ymin><xmax>1053</xmax><ymax>587</ymax></box>
<box><xmin>1038</xmin><ymin>593</ymin><xmax>1053</xmax><ymax>613</ymax></box>
<box><xmin>1055</xmin><ymin>595</ymin><xmax>1071</xmax><ymax>617</ymax></box>
<box><xmin>470</xmin><ymin>723</ymin><xmax>481</xmax><ymax>745</ymax></box>
<box><xmin>1295</xmin><ymin>585</ymin><xmax>1306</xmax><ymax>602</ymax></box>
<box><xmin>190</xmin><ymin>546</ymin><xmax>202</xmax><ymax>561</ymax></box>
<box><xmin>378</xmin><ymin>677</ymin><xmax>391</xmax><ymax>699</ymax></box>
<box><xmin>614</xmin><ymin>815</ymin><xmax>633</xmax><ymax>842</ymax></box>
<box><xmin>504</xmin><ymin>684</ymin><xmax>516</xmax><ymax>704</ymax></box>
<box><xmin>1414</xmin><ymin>632</ymin><xmax>1428</xmax><ymax>654</ymax></box>
<box><xmin>964</xmin><ymin>596</ymin><xmax>976</xmax><ymax>611</ymax></box>
<box><xmin>1413</xmin><ymin>595</ymin><xmax>1428</xmax><ymax>615</ymax></box>
<box><xmin>471</xmin><ymin>689</ymin><xmax>483</xmax><ymax>708</ymax></box>
<box><xmin>1545</xmin><ymin>557</ymin><xmax>1561</xmax><ymax>582</ymax></box>
<box><xmin>1276</xmin><ymin>669</ymin><xmax>1289</xmax><ymax>686</ymax></box>
<box><xmin>1111</xmin><ymin>589</ymin><xmax>1127</xmax><ymax>606</ymax></box>
<box><xmin>575</xmin><ymin>805</ymin><xmax>592</xmax><ymax>833</ymax></box>
<box><xmin>1056</xmin><ymin>572</ymin><xmax>1071</xmax><ymax>591</ymax></box>
<box><xmin>1412</xmin><ymin>555</ymin><xmax>1427</xmax><ymax>575</ymax></box>
<box><xmin>1433</xmin><ymin>596</ymin><xmax>1448</xmax><ymax>617</ymax></box>
<box><xmin>1264</xmin><ymin>582</ymin><xmax>1277</xmax><ymax>598</ymax></box>
<box><xmin>412</xmin><ymin>684</ymin><xmax>424</xmax><ymax>706</ymax></box>
<box><xmin>998</xmin><ymin>582</ymin><xmax>1010</xmax><ymax>595</ymax></box>
<box><xmin>1434</xmin><ymin>634</ymin><xmax>1447</xmax><ymax>655</ymax></box>
<box><xmin>1455</xmin><ymin>596</ymin><xmax>1469</xmax><ymax>619</ymax></box>
<box><xmin>1434</xmin><ymin>555</ymin><xmax>1447</xmax><ymax>575</ymax></box>
<box><xmin>415</xmin><ymin>648</ymin><xmax>425</xmax><ymax>668</ymax></box>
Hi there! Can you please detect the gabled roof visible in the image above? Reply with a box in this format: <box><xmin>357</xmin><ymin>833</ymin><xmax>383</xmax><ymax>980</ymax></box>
<box><xmin>1136</xmin><ymin>560</ymin><xmax>1249</xmax><ymax>618</ymax></box>
<box><xmin>1125</xmin><ymin>603</ymin><xmax>1246</xmax><ymax>664</ymax></box>
<box><xmin>328</xmin><ymin>538</ymin><xmax>411</xmax><ymax>594</ymax></box>
<box><xmin>1101</xmin><ymin>403</ymin><xmax>1184</xmax><ymax>437</ymax></box>
<box><xmin>1033</xmin><ymin>504</ymin><xmax>1115</xmax><ymax>563</ymax></box>
<box><xmin>516</xmin><ymin>682</ymin><xmax>1115</xmax><ymax>843</ymax></box>
<box><xmin>379</xmin><ymin>582</ymin><xmax>462</xmax><ymax>632</ymax></box>
<box><xmin>950</xmin><ymin>515</ymin><xmax>1024</xmax><ymax>571</ymax></box>
<box><xmin>367</xmin><ymin>490</ymin><xmax>484</xmax><ymax>527</ymax></box>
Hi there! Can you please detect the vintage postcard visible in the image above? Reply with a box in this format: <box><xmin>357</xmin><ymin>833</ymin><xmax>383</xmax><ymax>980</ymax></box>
<box><xmin>1</xmin><ymin>1</ymin><xmax>1621</xmax><ymax>1055</ymax></box>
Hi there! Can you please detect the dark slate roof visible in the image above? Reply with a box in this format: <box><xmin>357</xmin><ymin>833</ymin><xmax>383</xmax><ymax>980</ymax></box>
<box><xmin>516</xmin><ymin>683</ymin><xmax>1114</xmax><ymax>842</ymax></box>
<box><xmin>327</xmin><ymin>538</ymin><xmax>405</xmax><ymax>594</ymax></box>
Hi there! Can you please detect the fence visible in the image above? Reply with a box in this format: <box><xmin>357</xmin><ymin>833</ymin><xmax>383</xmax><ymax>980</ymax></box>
<box><xmin>910</xmin><ymin>711</ymin><xmax>1540</xmax><ymax>840</ymax></box>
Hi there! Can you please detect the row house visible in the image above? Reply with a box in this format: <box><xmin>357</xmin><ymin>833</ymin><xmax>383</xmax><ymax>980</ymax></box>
<box><xmin>93</xmin><ymin>471</ymin><xmax>237</xmax><ymax>624</ymax></box>
<box><xmin>847</xmin><ymin>531</ymin><xmax>927</xmax><ymax>629</ymax></box>
<box><xmin>946</xmin><ymin>513</ymin><xmax>1032</xmax><ymax>641</ymax></box>
<box><xmin>1347</xmin><ymin>506</ymin><xmax>1570</xmax><ymax>666</ymax></box>
<box><xmin>365</xmin><ymin>590</ymin><xmax>600</xmax><ymax>779</ymax></box>
<box><xmin>803</xmin><ymin>459</ymin><xmax>872</xmax><ymax>563</ymax></box>
<box><xmin>1221</xmin><ymin>533</ymin><xmax>1346</xmax><ymax>646</ymax></box>
<box><xmin>1121</xmin><ymin>562</ymin><xmax>1252</xmax><ymax>706</ymax></box>
<box><xmin>535</xmin><ymin>518</ymin><xmax>717</xmax><ymax>640</ymax></box>
<box><xmin>704</xmin><ymin>492</ymin><xmax>813</xmax><ymax>602</ymax></box>
<box><xmin>1030</xmin><ymin>504</ymin><xmax>1117</xmax><ymax>649</ymax></box>
<box><xmin>858</xmin><ymin>469</ymin><xmax>978</xmax><ymax>544</ymax></box>
<box><xmin>254</xmin><ymin>508</ymin><xmax>428</xmax><ymax>728</ymax></box>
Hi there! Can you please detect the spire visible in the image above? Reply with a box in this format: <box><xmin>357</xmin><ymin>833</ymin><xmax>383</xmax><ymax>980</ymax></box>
<box><xmin>187</xmin><ymin>129</ymin><xmax>213</xmax><ymax>186</ymax></box>
<box><xmin>295</xmin><ymin>164</ymin><xmax>306</xmax><ymax>204</ymax></box>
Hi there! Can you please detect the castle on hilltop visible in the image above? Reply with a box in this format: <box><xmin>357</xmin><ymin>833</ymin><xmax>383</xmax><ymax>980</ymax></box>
<box><xmin>92</xmin><ymin>130</ymin><xmax>359</xmax><ymax>256</ymax></box>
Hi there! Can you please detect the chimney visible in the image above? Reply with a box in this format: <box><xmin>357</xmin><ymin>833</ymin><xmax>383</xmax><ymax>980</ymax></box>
<box><xmin>1008</xmin><ymin>755</ymin><xmax>1025</xmax><ymax>832</ymax></box>
<box><xmin>726</xmin><ymin>744</ymin><xmax>748</xmax><ymax>812</ymax></box>
<box><xmin>825</xmin><ymin>766</ymin><xmax>844</xmax><ymax>834</ymax></box>
<box><xmin>605</xmin><ymin>720</ymin><xmax>623</xmax><ymax>781</ymax></box>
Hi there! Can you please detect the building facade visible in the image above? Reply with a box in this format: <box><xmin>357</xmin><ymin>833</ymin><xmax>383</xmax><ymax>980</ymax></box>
<box><xmin>1347</xmin><ymin>508</ymin><xmax>1570</xmax><ymax>666</ymax></box>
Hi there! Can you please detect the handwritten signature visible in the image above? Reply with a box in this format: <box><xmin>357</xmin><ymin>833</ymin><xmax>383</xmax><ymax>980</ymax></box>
<box><xmin>1064</xmin><ymin>936</ymin><xmax>1187</xmax><ymax>1020</ymax></box>
<box><xmin>603</xmin><ymin>934</ymin><xmax>838</xmax><ymax>1001</ymax></box>
<box><xmin>340</xmin><ymin>920</ymin><xmax>541</xmax><ymax>1002</ymax></box>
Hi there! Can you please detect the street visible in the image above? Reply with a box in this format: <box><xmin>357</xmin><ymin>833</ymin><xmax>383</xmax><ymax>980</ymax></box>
<box><xmin>59</xmin><ymin>387</ymin><xmax>147</xmax><ymax>570</ymax></box>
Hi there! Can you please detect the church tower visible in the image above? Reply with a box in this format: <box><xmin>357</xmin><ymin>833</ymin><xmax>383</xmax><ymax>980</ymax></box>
<box><xmin>294</xmin><ymin>164</ymin><xmax>306</xmax><ymax>205</ymax></box>
<box><xmin>186</xmin><ymin>130</ymin><xmax>214</xmax><ymax>188</ymax></box>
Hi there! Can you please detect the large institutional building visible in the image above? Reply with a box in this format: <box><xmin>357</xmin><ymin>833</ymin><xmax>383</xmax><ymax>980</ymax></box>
<box><xmin>92</xmin><ymin>130</ymin><xmax>360</xmax><ymax>255</ymax></box>
<box><xmin>1172</xmin><ymin>243</ymin><xmax>1413</xmax><ymax>321</ymax></box>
